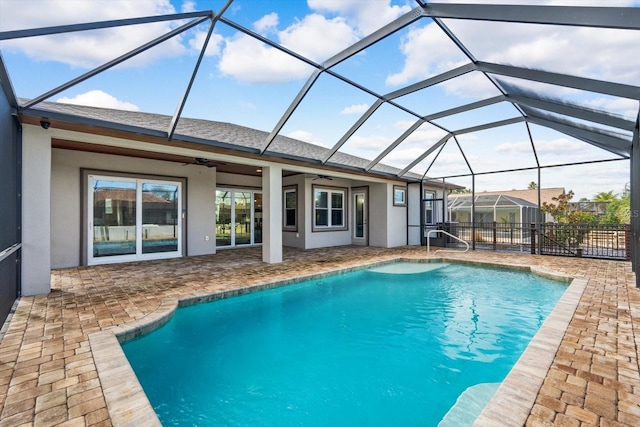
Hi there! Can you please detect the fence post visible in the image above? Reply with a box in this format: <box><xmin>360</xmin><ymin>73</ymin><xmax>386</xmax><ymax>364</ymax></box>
<box><xmin>625</xmin><ymin>224</ymin><xmax>632</xmax><ymax>261</ymax></box>
<box><xmin>492</xmin><ymin>221</ymin><xmax>497</xmax><ymax>251</ymax></box>
<box><xmin>530</xmin><ymin>223</ymin><xmax>536</xmax><ymax>255</ymax></box>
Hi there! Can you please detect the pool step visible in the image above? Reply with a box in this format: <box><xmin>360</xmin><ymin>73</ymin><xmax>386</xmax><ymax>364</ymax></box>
<box><xmin>438</xmin><ymin>382</ymin><xmax>500</xmax><ymax>427</ymax></box>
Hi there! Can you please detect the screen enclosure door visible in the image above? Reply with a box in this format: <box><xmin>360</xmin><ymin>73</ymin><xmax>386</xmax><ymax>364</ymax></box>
<box><xmin>88</xmin><ymin>175</ymin><xmax>182</xmax><ymax>265</ymax></box>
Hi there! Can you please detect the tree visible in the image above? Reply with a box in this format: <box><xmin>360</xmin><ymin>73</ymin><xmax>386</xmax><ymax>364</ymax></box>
<box><xmin>449</xmin><ymin>188</ymin><xmax>471</xmax><ymax>194</ymax></box>
<box><xmin>601</xmin><ymin>189</ymin><xmax>630</xmax><ymax>224</ymax></box>
<box><xmin>540</xmin><ymin>190</ymin><xmax>574</xmax><ymax>222</ymax></box>
<box><xmin>593</xmin><ymin>190</ymin><xmax>618</xmax><ymax>202</ymax></box>
<box><xmin>527</xmin><ymin>181</ymin><xmax>538</xmax><ymax>190</ymax></box>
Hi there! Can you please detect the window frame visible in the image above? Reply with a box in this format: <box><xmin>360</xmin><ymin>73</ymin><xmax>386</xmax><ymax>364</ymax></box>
<box><xmin>312</xmin><ymin>185</ymin><xmax>348</xmax><ymax>232</ymax></box>
<box><xmin>283</xmin><ymin>185</ymin><xmax>298</xmax><ymax>232</ymax></box>
<box><xmin>393</xmin><ymin>185</ymin><xmax>407</xmax><ymax>207</ymax></box>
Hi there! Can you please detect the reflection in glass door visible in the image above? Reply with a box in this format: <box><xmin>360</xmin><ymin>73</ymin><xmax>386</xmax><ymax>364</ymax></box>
<box><xmin>215</xmin><ymin>189</ymin><xmax>262</xmax><ymax>248</ymax></box>
<box><xmin>88</xmin><ymin>175</ymin><xmax>182</xmax><ymax>265</ymax></box>
<box><xmin>142</xmin><ymin>183</ymin><xmax>179</xmax><ymax>254</ymax></box>
<box><xmin>92</xmin><ymin>178</ymin><xmax>137</xmax><ymax>258</ymax></box>
<box><xmin>215</xmin><ymin>191</ymin><xmax>232</xmax><ymax>247</ymax></box>
<box><xmin>235</xmin><ymin>192</ymin><xmax>252</xmax><ymax>245</ymax></box>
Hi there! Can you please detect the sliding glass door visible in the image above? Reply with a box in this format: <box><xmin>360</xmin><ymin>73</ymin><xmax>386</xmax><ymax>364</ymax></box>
<box><xmin>216</xmin><ymin>189</ymin><xmax>262</xmax><ymax>248</ymax></box>
<box><xmin>88</xmin><ymin>175</ymin><xmax>182</xmax><ymax>265</ymax></box>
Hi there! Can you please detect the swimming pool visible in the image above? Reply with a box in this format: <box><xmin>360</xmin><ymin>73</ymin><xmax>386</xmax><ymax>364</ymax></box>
<box><xmin>122</xmin><ymin>262</ymin><xmax>567</xmax><ymax>426</ymax></box>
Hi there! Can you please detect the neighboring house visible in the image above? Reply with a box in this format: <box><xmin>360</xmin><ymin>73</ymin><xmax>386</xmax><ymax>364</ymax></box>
<box><xmin>447</xmin><ymin>188</ymin><xmax>566</xmax><ymax>223</ymax></box>
<box><xmin>568</xmin><ymin>201</ymin><xmax>610</xmax><ymax>216</ymax></box>
<box><xmin>15</xmin><ymin>101</ymin><xmax>459</xmax><ymax>296</ymax></box>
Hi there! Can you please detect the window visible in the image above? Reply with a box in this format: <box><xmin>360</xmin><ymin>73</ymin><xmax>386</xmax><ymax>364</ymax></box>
<box><xmin>393</xmin><ymin>185</ymin><xmax>406</xmax><ymax>207</ymax></box>
<box><xmin>313</xmin><ymin>186</ymin><xmax>347</xmax><ymax>231</ymax></box>
<box><xmin>424</xmin><ymin>191</ymin><xmax>435</xmax><ymax>225</ymax></box>
<box><xmin>283</xmin><ymin>186</ymin><xmax>297</xmax><ymax>231</ymax></box>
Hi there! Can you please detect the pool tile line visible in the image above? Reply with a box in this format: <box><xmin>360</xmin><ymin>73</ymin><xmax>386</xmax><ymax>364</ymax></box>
<box><xmin>89</xmin><ymin>332</ymin><xmax>161</xmax><ymax>427</ymax></box>
<box><xmin>473</xmin><ymin>277</ymin><xmax>588</xmax><ymax>427</ymax></box>
<box><xmin>93</xmin><ymin>256</ymin><xmax>577</xmax><ymax>427</ymax></box>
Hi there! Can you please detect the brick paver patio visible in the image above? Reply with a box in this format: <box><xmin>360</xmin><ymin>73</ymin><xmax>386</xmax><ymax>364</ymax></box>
<box><xmin>0</xmin><ymin>246</ymin><xmax>638</xmax><ymax>426</ymax></box>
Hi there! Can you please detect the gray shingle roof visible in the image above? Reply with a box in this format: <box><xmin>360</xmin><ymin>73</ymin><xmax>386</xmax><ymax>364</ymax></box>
<box><xmin>23</xmin><ymin>100</ymin><xmax>432</xmax><ymax>181</ymax></box>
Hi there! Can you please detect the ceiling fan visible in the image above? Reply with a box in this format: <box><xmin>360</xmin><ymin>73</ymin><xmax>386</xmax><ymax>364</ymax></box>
<box><xmin>183</xmin><ymin>157</ymin><xmax>226</xmax><ymax>168</ymax></box>
<box><xmin>312</xmin><ymin>174</ymin><xmax>333</xmax><ymax>181</ymax></box>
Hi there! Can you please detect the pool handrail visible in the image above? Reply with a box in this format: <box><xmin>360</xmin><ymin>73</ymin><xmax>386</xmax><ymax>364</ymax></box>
<box><xmin>426</xmin><ymin>229</ymin><xmax>469</xmax><ymax>254</ymax></box>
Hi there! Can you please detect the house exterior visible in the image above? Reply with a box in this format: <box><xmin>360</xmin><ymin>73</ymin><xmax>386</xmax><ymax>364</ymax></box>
<box><xmin>15</xmin><ymin>101</ymin><xmax>457</xmax><ymax>297</ymax></box>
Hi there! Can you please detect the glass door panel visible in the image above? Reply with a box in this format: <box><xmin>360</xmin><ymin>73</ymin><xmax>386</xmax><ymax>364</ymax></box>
<box><xmin>92</xmin><ymin>179</ymin><xmax>137</xmax><ymax>258</ymax></box>
<box><xmin>234</xmin><ymin>192</ymin><xmax>252</xmax><ymax>245</ymax></box>
<box><xmin>216</xmin><ymin>190</ymin><xmax>232</xmax><ymax>247</ymax></box>
<box><xmin>355</xmin><ymin>193</ymin><xmax>365</xmax><ymax>238</ymax></box>
<box><xmin>142</xmin><ymin>183</ymin><xmax>179</xmax><ymax>254</ymax></box>
<box><xmin>254</xmin><ymin>193</ymin><xmax>262</xmax><ymax>244</ymax></box>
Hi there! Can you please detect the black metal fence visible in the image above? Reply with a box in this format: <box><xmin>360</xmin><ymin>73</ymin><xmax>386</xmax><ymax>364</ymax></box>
<box><xmin>536</xmin><ymin>223</ymin><xmax>630</xmax><ymax>260</ymax></box>
<box><xmin>431</xmin><ymin>222</ymin><xmax>630</xmax><ymax>261</ymax></box>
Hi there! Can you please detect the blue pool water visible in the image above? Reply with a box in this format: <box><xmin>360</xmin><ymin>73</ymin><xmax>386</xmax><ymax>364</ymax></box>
<box><xmin>122</xmin><ymin>262</ymin><xmax>567</xmax><ymax>426</ymax></box>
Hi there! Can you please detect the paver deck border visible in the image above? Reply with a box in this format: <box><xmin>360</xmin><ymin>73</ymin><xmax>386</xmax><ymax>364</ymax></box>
<box><xmin>91</xmin><ymin>257</ymin><xmax>581</xmax><ymax>426</ymax></box>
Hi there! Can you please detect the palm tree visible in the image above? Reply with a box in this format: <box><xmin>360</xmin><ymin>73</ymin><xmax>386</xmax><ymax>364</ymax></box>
<box><xmin>593</xmin><ymin>190</ymin><xmax>618</xmax><ymax>202</ymax></box>
<box><xmin>527</xmin><ymin>181</ymin><xmax>537</xmax><ymax>190</ymax></box>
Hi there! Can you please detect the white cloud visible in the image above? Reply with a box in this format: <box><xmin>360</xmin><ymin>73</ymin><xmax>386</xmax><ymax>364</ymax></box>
<box><xmin>277</xmin><ymin>14</ymin><xmax>358</xmax><ymax>63</ymax></box>
<box><xmin>218</xmin><ymin>13</ymin><xmax>357</xmax><ymax>83</ymax></box>
<box><xmin>218</xmin><ymin>34</ymin><xmax>313</xmax><ymax>83</ymax></box>
<box><xmin>341</xmin><ymin>103</ymin><xmax>370</xmax><ymax>115</ymax></box>
<box><xmin>386</xmin><ymin>22</ymin><xmax>469</xmax><ymax>87</ymax></box>
<box><xmin>583</xmin><ymin>97</ymin><xmax>639</xmax><ymax>120</ymax></box>
<box><xmin>348</xmin><ymin>134</ymin><xmax>393</xmax><ymax>151</ymax></box>
<box><xmin>286</xmin><ymin>130</ymin><xmax>326</xmax><ymax>146</ymax></box>
<box><xmin>308</xmin><ymin>0</ymin><xmax>412</xmax><ymax>36</ymax></box>
<box><xmin>188</xmin><ymin>30</ymin><xmax>224</xmax><ymax>56</ymax></box>
<box><xmin>0</xmin><ymin>0</ymin><xmax>187</xmax><ymax>68</ymax></box>
<box><xmin>56</xmin><ymin>90</ymin><xmax>139</xmax><ymax>111</ymax></box>
<box><xmin>254</xmin><ymin>13</ymin><xmax>279</xmax><ymax>34</ymax></box>
<box><xmin>181</xmin><ymin>0</ymin><xmax>196</xmax><ymax>13</ymax></box>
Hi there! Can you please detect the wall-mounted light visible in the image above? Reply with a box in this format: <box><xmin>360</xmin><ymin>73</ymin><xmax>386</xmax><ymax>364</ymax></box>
<box><xmin>256</xmin><ymin>168</ymin><xmax>262</xmax><ymax>173</ymax></box>
<box><xmin>40</xmin><ymin>120</ymin><xmax>51</xmax><ymax>130</ymax></box>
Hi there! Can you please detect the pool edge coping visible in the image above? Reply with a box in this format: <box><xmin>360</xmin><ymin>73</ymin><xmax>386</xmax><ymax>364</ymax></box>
<box><xmin>89</xmin><ymin>256</ymin><xmax>580</xmax><ymax>427</ymax></box>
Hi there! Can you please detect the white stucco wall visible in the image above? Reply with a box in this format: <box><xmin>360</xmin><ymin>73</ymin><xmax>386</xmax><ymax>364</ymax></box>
<box><xmin>387</xmin><ymin>183</ymin><xmax>408</xmax><ymax>247</ymax></box>
<box><xmin>282</xmin><ymin>174</ymin><xmax>305</xmax><ymax>248</ymax></box>
<box><xmin>368</xmin><ymin>183</ymin><xmax>387</xmax><ymax>247</ymax></box>
<box><xmin>22</xmin><ymin>126</ymin><xmax>52</xmax><ymax>295</ymax></box>
<box><xmin>51</xmin><ymin>148</ymin><xmax>216</xmax><ymax>268</ymax></box>
<box><xmin>303</xmin><ymin>177</ymin><xmax>352</xmax><ymax>249</ymax></box>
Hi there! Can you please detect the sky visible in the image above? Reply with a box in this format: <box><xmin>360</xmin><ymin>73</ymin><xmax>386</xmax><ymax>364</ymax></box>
<box><xmin>0</xmin><ymin>0</ymin><xmax>639</xmax><ymax>200</ymax></box>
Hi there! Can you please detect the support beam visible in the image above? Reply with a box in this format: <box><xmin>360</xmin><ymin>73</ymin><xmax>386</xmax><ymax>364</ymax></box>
<box><xmin>507</xmin><ymin>93</ymin><xmax>636</xmax><ymax>132</ymax></box>
<box><xmin>262</xmin><ymin>165</ymin><xmax>283</xmax><ymax>264</ymax></box>
<box><xmin>366</xmin><ymin>119</ymin><xmax>425</xmax><ymax>171</ymax></box>
<box><xmin>423</xmin><ymin>95</ymin><xmax>505</xmax><ymax>122</ymax></box>
<box><xmin>24</xmin><ymin>16</ymin><xmax>210</xmax><ymax>108</ymax></box>
<box><xmin>21</xmin><ymin>127</ymin><xmax>51</xmax><ymax>295</ymax></box>
<box><xmin>453</xmin><ymin>117</ymin><xmax>524</xmax><ymax>135</ymax></box>
<box><xmin>422</xmin><ymin>3</ymin><xmax>640</xmax><ymax>30</ymax></box>
<box><xmin>323</xmin><ymin>100</ymin><xmax>383</xmax><ymax>164</ymax></box>
<box><xmin>525</xmin><ymin>113</ymin><xmax>631</xmax><ymax>157</ymax></box>
<box><xmin>397</xmin><ymin>134</ymin><xmax>451</xmax><ymax>177</ymax></box>
<box><xmin>477</xmin><ymin>61</ymin><xmax>640</xmax><ymax>101</ymax></box>
<box><xmin>168</xmin><ymin>0</ymin><xmax>233</xmax><ymax>139</ymax></box>
<box><xmin>0</xmin><ymin>11</ymin><xmax>212</xmax><ymax>40</ymax></box>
